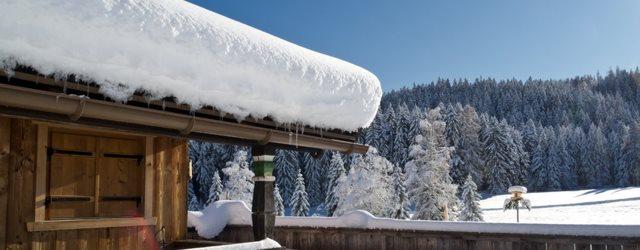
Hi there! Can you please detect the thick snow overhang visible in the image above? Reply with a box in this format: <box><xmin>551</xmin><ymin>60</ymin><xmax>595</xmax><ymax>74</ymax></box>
<box><xmin>0</xmin><ymin>0</ymin><xmax>382</xmax><ymax>132</ymax></box>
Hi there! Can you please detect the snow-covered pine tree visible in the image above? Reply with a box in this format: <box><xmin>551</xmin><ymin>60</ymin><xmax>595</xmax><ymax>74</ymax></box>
<box><xmin>390</xmin><ymin>166</ymin><xmax>410</xmax><ymax>219</ymax></box>
<box><xmin>391</xmin><ymin>103</ymin><xmax>411</xmax><ymax>167</ymax></box>
<box><xmin>187</xmin><ymin>181</ymin><xmax>200</xmax><ymax>211</ymax></box>
<box><xmin>521</xmin><ymin>119</ymin><xmax>539</xmax><ymax>155</ymax></box>
<box><xmin>379</xmin><ymin>106</ymin><xmax>397</xmax><ymax>158</ymax></box>
<box><xmin>189</xmin><ymin>141</ymin><xmax>236</xmax><ymax>204</ymax></box>
<box><xmin>221</xmin><ymin>149</ymin><xmax>254</xmax><ymax>206</ymax></box>
<box><xmin>615</xmin><ymin>125</ymin><xmax>632</xmax><ymax>186</ymax></box>
<box><xmin>274</xmin><ymin>184</ymin><xmax>285</xmax><ymax>216</ymax></box>
<box><xmin>458</xmin><ymin>105</ymin><xmax>483</xmax><ymax>184</ymax></box>
<box><xmin>585</xmin><ymin>124</ymin><xmax>608</xmax><ymax>187</ymax></box>
<box><xmin>290</xmin><ymin>170</ymin><xmax>310</xmax><ymax>216</ymax></box>
<box><xmin>324</xmin><ymin>151</ymin><xmax>346</xmax><ymax>216</ymax></box>
<box><xmin>334</xmin><ymin>147</ymin><xmax>394</xmax><ymax>217</ymax></box>
<box><xmin>443</xmin><ymin>103</ymin><xmax>463</xmax><ymax>147</ymax></box>
<box><xmin>274</xmin><ymin>149</ymin><xmax>299</xmax><ymax>203</ymax></box>
<box><xmin>506</xmin><ymin>125</ymin><xmax>530</xmax><ymax>186</ymax></box>
<box><xmin>206</xmin><ymin>171</ymin><xmax>223</xmax><ymax>206</ymax></box>
<box><xmin>557</xmin><ymin>126</ymin><xmax>577</xmax><ymax>189</ymax></box>
<box><xmin>302</xmin><ymin>152</ymin><xmax>323</xmax><ymax>206</ymax></box>
<box><xmin>622</xmin><ymin>122</ymin><xmax>640</xmax><ymax>185</ymax></box>
<box><xmin>481</xmin><ymin>118</ymin><xmax>515</xmax><ymax>194</ymax></box>
<box><xmin>543</xmin><ymin>129</ymin><xmax>562</xmax><ymax>191</ymax></box>
<box><xmin>450</xmin><ymin>105</ymin><xmax>483</xmax><ymax>187</ymax></box>
<box><xmin>460</xmin><ymin>175</ymin><xmax>483</xmax><ymax>221</ymax></box>
<box><xmin>529</xmin><ymin>128</ymin><xmax>549</xmax><ymax>191</ymax></box>
<box><xmin>405</xmin><ymin>108</ymin><xmax>458</xmax><ymax>220</ymax></box>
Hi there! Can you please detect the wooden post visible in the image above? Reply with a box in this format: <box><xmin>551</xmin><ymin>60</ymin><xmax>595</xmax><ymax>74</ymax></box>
<box><xmin>0</xmin><ymin>117</ymin><xmax>10</xmax><ymax>249</ymax></box>
<box><xmin>251</xmin><ymin>145</ymin><xmax>276</xmax><ymax>240</ymax></box>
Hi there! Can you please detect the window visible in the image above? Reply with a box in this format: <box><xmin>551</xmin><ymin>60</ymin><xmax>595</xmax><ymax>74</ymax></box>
<box><xmin>46</xmin><ymin>129</ymin><xmax>145</xmax><ymax>219</ymax></box>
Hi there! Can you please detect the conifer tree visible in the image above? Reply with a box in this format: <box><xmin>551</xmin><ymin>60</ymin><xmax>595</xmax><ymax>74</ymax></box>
<box><xmin>334</xmin><ymin>148</ymin><xmax>394</xmax><ymax>217</ymax></box>
<box><xmin>290</xmin><ymin>170</ymin><xmax>310</xmax><ymax>217</ymax></box>
<box><xmin>187</xmin><ymin>182</ymin><xmax>200</xmax><ymax>211</ymax></box>
<box><xmin>405</xmin><ymin>109</ymin><xmax>458</xmax><ymax>220</ymax></box>
<box><xmin>460</xmin><ymin>175</ymin><xmax>483</xmax><ymax>221</ymax></box>
<box><xmin>206</xmin><ymin>171</ymin><xmax>223</xmax><ymax>206</ymax></box>
<box><xmin>543</xmin><ymin>130</ymin><xmax>562</xmax><ymax>191</ymax></box>
<box><xmin>481</xmin><ymin>118</ymin><xmax>515</xmax><ymax>194</ymax></box>
<box><xmin>221</xmin><ymin>149</ymin><xmax>254</xmax><ymax>206</ymax></box>
<box><xmin>622</xmin><ymin>122</ymin><xmax>640</xmax><ymax>185</ymax></box>
<box><xmin>302</xmin><ymin>152</ymin><xmax>322</xmax><ymax>206</ymax></box>
<box><xmin>274</xmin><ymin>149</ymin><xmax>299</xmax><ymax>203</ymax></box>
<box><xmin>390</xmin><ymin>166</ymin><xmax>410</xmax><ymax>219</ymax></box>
<box><xmin>615</xmin><ymin>126</ymin><xmax>632</xmax><ymax>186</ymax></box>
<box><xmin>274</xmin><ymin>184</ymin><xmax>285</xmax><ymax>216</ymax></box>
<box><xmin>324</xmin><ymin>151</ymin><xmax>346</xmax><ymax>216</ymax></box>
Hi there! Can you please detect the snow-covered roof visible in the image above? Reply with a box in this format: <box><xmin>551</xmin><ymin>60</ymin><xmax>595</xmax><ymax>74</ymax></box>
<box><xmin>0</xmin><ymin>0</ymin><xmax>382</xmax><ymax>131</ymax></box>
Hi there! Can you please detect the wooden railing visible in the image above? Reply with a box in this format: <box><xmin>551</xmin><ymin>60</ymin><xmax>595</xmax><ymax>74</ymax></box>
<box><xmin>189</xmin><ymin>225</ymin><xmax>640</xmax><ymax>250</ymax></box>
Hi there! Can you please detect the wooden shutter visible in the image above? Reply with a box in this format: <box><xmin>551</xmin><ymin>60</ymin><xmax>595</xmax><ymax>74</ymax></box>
<box><xmin>47</xmin><ymin>130</ymin><xmax>145</xmax><ymax>219</ymax></box>
<box><xmin>97</xmin><ymin>137</ymin><xmax>144</xmax><ymax>217</ymax></box>
<box><xmin>48</xmin><ymin>133</ymin><xmax>96</xmax><ymax>219</ymax></box>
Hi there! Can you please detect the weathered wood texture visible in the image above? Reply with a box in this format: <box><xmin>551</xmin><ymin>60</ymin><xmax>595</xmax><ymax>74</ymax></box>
<box><xmin>0</xmin><ymin>117</ymin><xmax>10</xmax><ymax>249</ymax></box>
<box><xmin>153</xmin><ymin>137</ymin><xmax>189</xmax><ymax>245</ymax></box>
<box><xmin>203</xmin><ymin>225</ymin><xmax>640</xmax><ymax>250</ymax></box>
<box><xmin>0</xmin><ymin>118</ymin><xmax>190</xmax><ymax>249</ymax></box>
<box><xmin>31</xmin><ymin>226</ymin><xmax>157</xmax><ymax>250</ymax></box>
<box><xmin>6</xmin><ymin>119</ymin><xmax>37</xmax><ymax>249</ymax></box>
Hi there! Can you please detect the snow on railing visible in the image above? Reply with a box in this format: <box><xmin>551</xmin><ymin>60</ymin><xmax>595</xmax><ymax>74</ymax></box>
<box><xmin>188</xmin><ymin>200</ymin><xmax>640</xmax><ymax>239</ymax></box>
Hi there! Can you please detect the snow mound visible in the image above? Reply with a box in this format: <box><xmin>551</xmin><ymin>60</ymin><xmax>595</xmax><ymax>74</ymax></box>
<box><xmin>338</xmin><ymin>210</ymin><xmax>374</xmax><ymax>228</ymax></box>
<box><xmin>189</xmin><ymin>238</ymin><xmax>281</xmax><ymax>250</ymax></box>
<box><xmin>188</xmin><ymin>200</ymin><xmax>251</xmax><ymax>238</ymax></box>
<box><xmin>0</xmin><ymin>0</ymin><xmax>382</xmax><ymax>131</ymax></box>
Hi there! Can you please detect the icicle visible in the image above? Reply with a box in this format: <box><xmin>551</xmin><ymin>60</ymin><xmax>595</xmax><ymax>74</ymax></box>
<box><xmin>295</xmin><ymin>123</ymin><xmax>299</xmax><ymax>148</ymax></box>
<box><xmin>288</xmin><ymin>132</ymin><xmax>293</xmax><ymax>145</ymax></box>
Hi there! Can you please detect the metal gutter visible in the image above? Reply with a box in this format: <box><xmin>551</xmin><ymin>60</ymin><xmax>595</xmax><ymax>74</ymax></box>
<box><xmin>0</xmin><ymin>83</ymin><xmax>368</xmax><ymax>154</ymax></box>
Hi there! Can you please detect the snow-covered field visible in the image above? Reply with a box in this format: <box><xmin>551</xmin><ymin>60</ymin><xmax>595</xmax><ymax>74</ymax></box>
<box><xmin>480</xmin><ymin>187</ymin><xmax>640</xmax><ymax>224</ymax></box>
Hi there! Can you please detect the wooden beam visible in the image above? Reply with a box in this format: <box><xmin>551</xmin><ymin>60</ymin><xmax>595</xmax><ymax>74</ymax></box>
<box><xmin>35</xmin><ymin>124</ymin><xmax>48</xmax><ymax>221</ymax></box>
<box><xmin>0</xmin><ymin>117</ymin><xmax>10</xmax><ymax>249</ymax></box>
<box><xmin>27</xmin><ymin>217</ymin><xmax>157</xmax><ymax>232</ymax></box>
<box><xmin>144</xmin><ymin>137</ymin><xmax>154</xmax><ymax>218</ymax></box>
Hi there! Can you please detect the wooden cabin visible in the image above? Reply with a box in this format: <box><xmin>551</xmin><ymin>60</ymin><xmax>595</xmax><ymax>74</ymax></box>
<box><xmin>0</xmin><ymin>68</ymin><xmax>368</xmax><ymax>249</ymax></box>
<box><xmin>0</xmin><ymin>1</ymin><xmax>380</xmax><ymax>249</ymax></box>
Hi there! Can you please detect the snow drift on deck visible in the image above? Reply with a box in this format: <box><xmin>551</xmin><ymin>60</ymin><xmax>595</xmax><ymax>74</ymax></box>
<box><xmin>0</xmin><ymin>0</ymin><xmax>382</xmax><ymax>131</ymax></box>
<box><xmin>188</xmin><ymin>200</ymin><xmax>640</xmax><ymax>238</ymax></box>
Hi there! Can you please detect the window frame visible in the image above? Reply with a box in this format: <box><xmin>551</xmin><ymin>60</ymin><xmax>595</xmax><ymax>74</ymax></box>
<box><xmin>29</xmin><ymin>123</ymin><xmax>156</xmax><ymax>231</ymax></box>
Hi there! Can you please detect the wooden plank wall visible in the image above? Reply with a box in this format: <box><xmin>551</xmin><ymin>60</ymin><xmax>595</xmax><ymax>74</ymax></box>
<box><xmin>209</xmin><ymin>225</ymin><xmax>640</xmax><ymax>250</ymax></box>
<box><xmin>0</xmin><ymin>117</ymin><xmax>11</xmax><ymax>249</ymax></box>
<box><xmin>31</xmin><ymin>226</ymin><xmax>157</xmax><ymax>250</ymax></box>
<box><xmin>153</xmin><ymin>137</ymin><xmax>189</xmax><ymax>245</ymax></box>
<box><xmin>0</xmin><ymin>118</ymin><xmax>190</xmax><ymax>249</ymax></box>
<box><xmin>5</xmin><ymin>119</ymin><xmax>37</xmax><ymax>249</ymax></box>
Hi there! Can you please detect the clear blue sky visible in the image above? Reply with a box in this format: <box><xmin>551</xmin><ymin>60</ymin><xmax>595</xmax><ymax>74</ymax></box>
<box><xmin>187</xmin><ymin>0</ymin><xmax>640</xmax><ymax>92</ymax></box>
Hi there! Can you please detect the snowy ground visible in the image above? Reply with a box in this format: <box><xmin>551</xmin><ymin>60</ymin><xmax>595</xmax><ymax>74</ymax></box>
<box><xmin>480</xmin><ymin>187</ymin><xmax>640</xmax><ymax>224</ymax></box>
